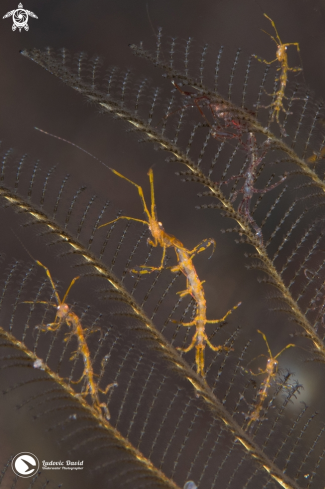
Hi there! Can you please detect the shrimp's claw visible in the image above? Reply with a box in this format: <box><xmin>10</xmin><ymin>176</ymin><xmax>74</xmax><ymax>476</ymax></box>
<box><xmin>170</xmin><ymin>265</ymin><xmax>180</xmax><ymax>273</ymax></box>
<box><xmin>189</xmin><ymin>238</ymin><xmax>216</xmax><ymax>259</ymax></box>
<box><xmin>176</xmin><ymin>288</ymin><xmax>191</xmax><ymax>298</ymax></box>
<box><xmin>128</xmin><ymin>265</ymin><xmax>159</xmax><ymax>276</ymax></box>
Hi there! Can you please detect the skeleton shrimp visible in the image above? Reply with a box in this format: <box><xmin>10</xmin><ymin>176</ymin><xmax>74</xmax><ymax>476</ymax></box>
<box><xmin>170</xmin><ymin>80</ymin><xmax>248</xmax><ymax>141</ymax></box>
<box><xmin>217</xmin><ymin>132</ymin><xmax>287</xmax><ymax>243</ymax></box>
<box><xmin>23</xmin><ymin>260</ymin><xmax>116</xmax><ymax>420</ymax></box>
<box><xmin>254</xmin><ymin>14</ymin><xmax>302</xmax><ymax>136</ymax></box>
<box><xmin>245</xmin><ymin>330</ymin><xmax>295</xmax><ymax>428</ymax></box>
<box><xmin>308</xmin><ymin>146</ymin><xmax>325</xmax><ymax>164</ymax></box>
<box><xmin>98</xmin><ymin>168</ymin><xmax>241</xmax><ymax>378</ymax></box>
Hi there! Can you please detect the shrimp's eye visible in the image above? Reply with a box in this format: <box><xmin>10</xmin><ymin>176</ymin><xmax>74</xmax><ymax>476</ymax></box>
<box><xmin>158</xmin><ymin>222</ymin><xmax>163</xmax><ymax>228</ymax></box>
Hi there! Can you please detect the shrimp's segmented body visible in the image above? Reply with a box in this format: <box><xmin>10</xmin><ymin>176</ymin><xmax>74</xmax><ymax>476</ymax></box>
<box><xmin>246</xmin><ymin>330</ymin><xmax>295</xmax><ymax>428</ymax></box>
<box><xmin>217</xmin><ymin>132</ymin><xmax>287</xmax><ymax>243</ymax></box>
<box><xmin>99</xmin><ymin>168</ymin><xmax>241</xmax><ymax>377</ymax></box>
<box><xmin>172</xmin><ymin>245</ymin><xmax>240</xmax><ymax>377</ymax></box>
<box><xmin>254</xmin><ymin>14</ymin><xmax>302</xmax><ymax>136</ymax></box>
<box><xmin>24</xmin><ymin>261</ymin><xmax>116</xmax><ymax>420</ymax></box>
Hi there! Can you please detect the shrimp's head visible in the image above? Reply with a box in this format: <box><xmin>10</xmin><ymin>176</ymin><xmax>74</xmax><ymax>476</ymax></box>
<box><xmin>266</xmin><ymin>357</ymin><xmax>278</xmax><ymax>375</ymax></box>
<box><xmin>149</xmin><ymin>218</ymin><xmax>164</xmax><ymax>241</ymax></box>
<box><xmin>57</xmin><ymin>303</ymin><xmax>69</xmax><ymax>319</ymax></box>
<box><xmin>276</xmin><ymin>44</ymin><xmax>287</xmax><ymax>62</ymax></box>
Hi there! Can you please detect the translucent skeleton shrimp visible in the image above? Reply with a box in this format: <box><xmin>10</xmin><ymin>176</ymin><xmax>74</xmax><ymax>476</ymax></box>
<box><xmin>24</xmin><ymin>260</ymin><xmax>116</xmax><ymax>420</ymax></box>
<box><xmin>254</xmin><ymin>13</ymin><xmax>302</xmax><ymax>136</ymax></box>
<box><xmin>171</xmin><ymin>80</ymin><xmax>248</xmax><ymax>141</ymax></box>
<box><xmin>217</xmin><ymin>132</ymin><xmax>287</xmax><ymax>243</ymax></box>
<box><xmin>98</xmin><ymin>168</ymin><xmax>241</xmax><ymax>377</ymax></box>
<box><xmin>246</xmin><ymin>330</ymin><xmax>295</xmax><ymax>428</ymax></box>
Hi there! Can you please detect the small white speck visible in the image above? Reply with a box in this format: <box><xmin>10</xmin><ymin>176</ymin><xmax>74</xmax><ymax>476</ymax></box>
<box><xmin>33</xmin><ymin>358</ymin><xmax>44</xmax><ymax>369</ymax></box>
<box><xmin>183</xmin><ymin>482</ymin><xmax>197</xmax><ymax>489</ymax></box>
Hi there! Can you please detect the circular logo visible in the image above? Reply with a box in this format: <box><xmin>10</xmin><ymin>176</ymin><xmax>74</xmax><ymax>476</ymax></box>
<box><xmin>12</xmin><ymin>452</ymin><xmax>39</xmax><ymax>478</ymax></box>
<box><xmin>13</xmin><ymin>9</ymin><xmax>28</xmax><ymax>28</ymax></box>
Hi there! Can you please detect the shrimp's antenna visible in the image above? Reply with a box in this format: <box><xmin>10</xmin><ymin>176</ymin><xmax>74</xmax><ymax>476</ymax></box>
<box><xmin>146</xmin><ymin>0</ymin><xmax>157</xmax><ymax>38</ymax></box>
<box><xmin>11</xmin><ymin>228</ymin><xmax>62</xmax><ymax>304</ymax></box>
<box><xmin>11</xmin><ymin>228</ymin><xmax>37</xmax><ymax>263</ymax></box>
<box><xmin>34</xmin><ymin>127</ymin><xmax>111</xmax><ymax>172</ymax></box>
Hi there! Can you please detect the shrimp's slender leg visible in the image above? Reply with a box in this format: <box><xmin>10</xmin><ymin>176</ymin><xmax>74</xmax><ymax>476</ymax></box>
<box><xmin>253</xmin><ymin>55</ymin><xmax>277</xmax><ymax>65</ymax></box>
<box><xmin>258</xmin><ymin>100</ymin><xmax>287</xmax><ymax>112</ymax></box>
<box><xmin>217</xmin><ymin>173</ymin><xmax>245</xmax><ymax>187</ymax></box>
<box><xmin>99</xmin><ymin>217</ymin><xmax>152</xmax><ymax>275</ymax></box>
<box><xmin>262</xmin><ymin>87</ymin><xmax>291</xmax><ymax>98</ymax></box>
<box><xmin>251</xmin><ymin>175</ymin><xmax>287</xmax><ymax>194</ymax></box>
<box><xmin>129</xmin><ymin>245</ymin><xmax>167</xmax><ymax>275</ymax></box>
<box><xmin>177</xmin><ymin>331</ymin><xmax>198</xmax><ymax>353</ymax></box>
<box><xmin>243</xmin><ymin>353</ymin><xmax>267</xmax><ymax>371</ymax></box>
<box><xmin>283</xmin><ymin>42</ymin><xmax>301</xmax><ymax>52</ymax></box>
<box><xmin>205</xmin><ymin>335</ymin><xmax>233</xmax><ymax>353</ymax></box>
<box><xmin>175</xmin><ymin>319</ymin><xmax>196</xmax><ymax>326</ymax></box>
<box><xmin>70</xmin><ymin>370</ymin><xmax>87</xmax><ymax>384</ymax></box>
<box><xmin>158</xmin><ymin>245</ymin><xmax>167</xmax><ymax>269</ymax></box>
<box><xmin>249</xmin><ymin>368</ymin><xmax>268</xmax><ymax>376</ymax></box>
<box><xmin>99</xmin><ymin>381</ymin><xmax>117</xmax><ymax>395</ymax></box>
<box><xmin>147</xmin><ymin>237</ymin><xmax>158</xmax><ymax>247</ymax></box>
<box><xmin>205</xmin><ymin>301</ymin><xmax>242</xmax><ymax>324</ymax></box>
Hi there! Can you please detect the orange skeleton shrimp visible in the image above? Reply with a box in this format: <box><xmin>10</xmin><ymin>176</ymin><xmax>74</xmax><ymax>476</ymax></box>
<box><xmin>98</xmin><ymin>168</ymin><xmax>241</xmax><ymax>377</ymax></box>
<box><xmin>254</xmin><ymin>14</ymin><xmax>302</xmax><ymax>136</ymax></box>
<box><xmin>246</xmin><ymin>330</ymin><xmax>295</xmax><ymax>428</ymax></box>
<box><xmin>24</xmin><ymin>260</ymin><xmax>116</xmax><ymax>420</ymax></box>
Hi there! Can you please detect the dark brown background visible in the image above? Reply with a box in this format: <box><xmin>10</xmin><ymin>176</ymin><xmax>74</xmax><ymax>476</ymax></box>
<box><xmin>1</xmin><ymin>0</ymin><xmax>325</xmax><ymax>487</ymax></box>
